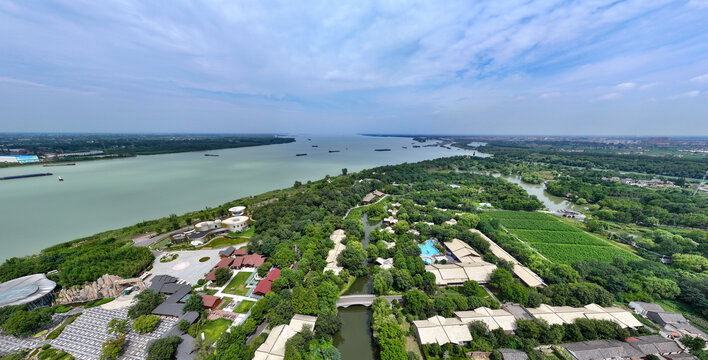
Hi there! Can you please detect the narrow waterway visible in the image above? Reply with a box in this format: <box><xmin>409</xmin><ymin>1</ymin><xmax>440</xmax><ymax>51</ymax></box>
<box><xmin>495</xmin><ymin>174</ymin><xmax>582</xmax><ymax>212</ymax></box>
<box><xmin>332</xmin><ymin>306</ymin><xmax>376</xmax><ymax>360</ymax></box>
<box><xmin>334</xmin><ymin>213</ymin><xmax>378</xmax><ymax>359</ymax></box>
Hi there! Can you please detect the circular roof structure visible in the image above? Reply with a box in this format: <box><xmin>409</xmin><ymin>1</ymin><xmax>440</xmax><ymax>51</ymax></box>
<box><xmin>223</xmin><ymin>216</ymin><xmax>249</xmax><ymax>225</ymax></box>
<box><xmin>228</xmin><ymin>206</ymin><xmax>246</xmax><ymax>213</ymax></box>
<box><xmin>0</xmin><ymin>274</ymin><xmax>56</xmax><ymax>308</ymax></box>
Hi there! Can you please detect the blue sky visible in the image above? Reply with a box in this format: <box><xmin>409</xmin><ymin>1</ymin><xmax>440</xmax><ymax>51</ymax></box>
<box><xmin>1</xmin><ymin>0</ymin><xmax>707</xmax><ymax>135</ymax></box>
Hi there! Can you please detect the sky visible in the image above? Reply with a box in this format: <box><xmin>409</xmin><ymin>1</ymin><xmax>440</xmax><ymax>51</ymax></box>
<box><xmin>1</xmin><ymin>0</ymin><xmax>707</xmax><ymax>136</ymax></box>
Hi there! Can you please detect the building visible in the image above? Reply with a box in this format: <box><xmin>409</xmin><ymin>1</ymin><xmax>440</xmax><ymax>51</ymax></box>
<box><xmin>201</xmin><ymin>295</ymin><xmax>222</xmax><ymax>310</ymax></box>
<box><xmin>222</xmin><ymin>216</ymin><xmax>250</xmax><ymax>233</ymax></box>
<box><xmin>149</xmin><ymin>275</ymin><xmax>199</xmax><ymax>323</ymax></box>
<box><xmin>444</xmin><ymin>238</ymin><xmax>483</xmax><ymax>263</ymax></box>
<box><xmin>554</xmin><ymin>209</ymin><xmax>587</xmax><ymax>221</ymax></box>
<box><xmin>471</xmin><ymin>229</ymin><xmax>545</xmax><ymax>288</ymax></box>
<box><xmin>0</xmin><ymin>274</ymin><xmax>56</xmax><ymax>309</ymax></box>
<box><xmin>323</xmin><ymin>230</ymin><xmax>346</xmax><ymax>275</ymax></box>
<box><xmin>562</xmin><ymin>339</ymin><xmax>642</xmax><ymax>360</ymax></box>
<box><xmin>254</xmin><ymin>314</ymin><xmax>317</xmax><ymax>360</ymax></box>
<box><xmin>228</xmin><ymin>206</ymin><xmax>246</xmax><ymax>216</ymax></box>
<box><xmin>425</xmin><ymin>262</ymin><xmax>498</xmax><ymax>285</ymax></box>
<box><xmin>498</xmin><ymin>349</ymin><xmax>528</xmax><ymax>360</ymax></box>
<box><xmin>383</xmin><ymin>216</ymin><xmax>398</xmax><ymax>226</ymax></box>
<box><xmin>219</xmin><ymin>246</ymin><xmax>236</xmax><ymax>258</ymax></box>
<box><xmin>253</xmin><ymin>269</ymin><xmax>281</xmax><ymax>296</ymax></box>
<box><xmin>413</xmin><ymin>315</ymin><xmax>473</xmax><ymax>345</ymax></box>
<box><xmin>525</xmin><ymin>304</ymin><xmax>642</xmax><ymax>328</ymax></box>
<box><xmin>628</xmin><ymin>301</ymin><xmax>664</xmax><ymax>316</ymax></box>
<box><xmin>0</xmin><ymin>154</ymin><xmax>40</xmax><ymax>164</ymax></box>
<box><xmin>171</xmin><ymin>233</ymin><xmax>187</xmax><ymax>244</ymax></box>
<box><xmin>626</xmin><ymin>335</ymin><xmax>682</xmax><ymax>356</ymax></box>
<box><xmin>454</xmin><ymin>307</ymin><xmax>517</xmax><ymax>332</ymax></box>
<box><xmin>445</xmin><ymin>218</ymin><xmax>458</xmax><ymax>226</ymax></box>
<box><xmin>375</xmin><ymin>257</ymin><xmax>394</xmax><ymax>269</ymax></box>
<box><xmin>232</xmin><ymin>254</ymin><xmax>266</xmax><ymax>269</ymax></box>
<box><xmin>362</xmin><ymin>193</ymin><xmax>376</xmax><ymax>203</ymax></box>
<box><xmin>372</xmin><ymin>190</ymin><xmax>385</xmax><ymax>197</ymax></box>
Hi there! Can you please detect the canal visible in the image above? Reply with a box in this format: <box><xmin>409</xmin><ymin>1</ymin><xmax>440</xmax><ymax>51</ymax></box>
<box><xmin>334</xmin><ymin>213</ymin><xmax>378</xmax><ymax>359</ymax></box>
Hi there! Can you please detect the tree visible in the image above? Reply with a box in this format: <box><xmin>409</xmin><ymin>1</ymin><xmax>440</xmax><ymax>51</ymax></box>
<box><xmin>459</xmin><ymin>280</ymin><xmax>480</xmax><ymax>296</ymax></box>
<box><xmin>337</xmin><ymin>241</ymin><xmax>368</xmax><ymax>276</ymax></box>
<box><xmin>183</xmin><ymin>294</ymin><xmax>205</xmax><ymax>313</ymax></box>
<box><xmin>681</xmin><ymin>336</ymin><xmax>706</xmax><ymax>353</ymax></box>
<box><xmin>132</xmin><ymin>314</ymin><xmax>160</xmax><ymax>334</ymax></box>
<box><xmin>214</xmin><ymin>267</ymin><xmax>232</xmax><ymax>286</ymax></box>
<box><xmin>100</xmin><ymin>336</ymin><xmax>125</xmax><ymax>360</ymax></box>
<box><xmin>292</xmin><ymin>286</ymin><xmax>318</xmax><ymax>315</ymax></box>
<box><xmin>178</xmin><ymin>320</ymin><xmax>190</xmax><ymax>333</ymax></box>
<box><xmin>342</xmin><ymin>168</ymin><xmax>348</xmax><ymax>175</ymax></box>
<box><xmin>258</xmin><ymin>261</ymin><xmax>273</xmax><ymax>278</ymax></box>
<box><xmin>402</xmin><ymin>290</ymin><xmax>428</xmax><ymax>315</ymax></box>
<box><xmin>107</xmin><ymin>318</ymin><xmax>130</xmax><ymax>335</ymax></box>
<box><xmin>128</xmin><ymin>289</ymin><xmax>164</xmax><ymax>319</ymax></box>
<box><xmin>272</xmin><ymin>245</ymin><xmax>297</xmax><ymax>268</ymax></box>
<box><xmin>146</xmin><ymin>334</ymin><xmax>182</xmax><ymax>360</ymax></box>
<box><xmin>373</xmin><ymin>270</ymin><xmax>394</xmax><ymax>295</ymax></box>
<box><xmin>1</xmin><ymin>308</ymin><xmax>53</xmax><ymax>336</ymax></box>
<box><xmin>315</xmin><ymin>313</ymin><xmax>342</xmax><ymax>338</ymax></box>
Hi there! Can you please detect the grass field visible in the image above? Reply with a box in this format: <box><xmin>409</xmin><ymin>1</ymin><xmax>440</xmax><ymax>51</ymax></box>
<box><xmin>487</xmin><ymin>210</ymin><xmax>638</xmax><ymax>264</ymax></box>
<box><xmin>222</xmin><ymin>271</ymin><xmax>253</xmax><ymax>296</ymax></box>
<box><xmin>206</xmin><ymin>237</ymin><xmax>249</xmax><ymax>249</ymax></box>
<box><xmin>233</xmin><ymin>300</ymin><xmax>256</xmax><ymax>313</ymax></box>
<box><xmin>201</xmin><ymin>318</ymin><xmax>232</xmax><ymax>344</ymax></box>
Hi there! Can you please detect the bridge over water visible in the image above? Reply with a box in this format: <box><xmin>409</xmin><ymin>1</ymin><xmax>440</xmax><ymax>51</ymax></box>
<box><xmin>336</xmin><ymin>294</ymin><xmax>403</xmax><ymax>308</ymax></box>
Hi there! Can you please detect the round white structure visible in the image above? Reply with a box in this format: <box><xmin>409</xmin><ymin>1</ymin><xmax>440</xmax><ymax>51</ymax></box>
<box><xmin>222</xmin><ymin>216</ymin><xmax>250</xmax><ymax>233</ymax></box>
<box><xmin>0</xmin><ymin>274</ymin><xmax>56</xmax><ymax>309</ymax></box>
<box><xmin>228</xmin><ymin>206</ymin><xmax>246</xmax><ymax>216</ymax></box>
<box><xmin>195</xmin><ymin>220</ymin><xmax>222</xmax><ymax>232</ymax></box>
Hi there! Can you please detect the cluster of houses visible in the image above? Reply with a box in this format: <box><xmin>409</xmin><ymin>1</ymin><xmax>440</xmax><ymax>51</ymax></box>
<box><xmin>172</xmin><ymin>206</ymin><xmax>250</xmax><ymax>246</ymax></box>
<box><xmin>362</xmin><ymin>190</ymin><xmax>385</xmax><ymax>204</ymax></box>
<box><xmin>630</xmin><ymin>302</ymin><xmax>707</xmax><ymax>341</ymax></box>
<box><xmin>425</xmin><ymin>231</ymin><xmax>545</xmax><ymax>288</ymax></box>
<box><xmin>602</xmin><ymin>177</ymin><xmax>677</xmax><ymax>188</ymax></box>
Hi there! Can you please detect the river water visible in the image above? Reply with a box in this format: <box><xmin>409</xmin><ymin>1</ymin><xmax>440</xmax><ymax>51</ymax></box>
<box><xmin>0</xmin><ymin>135</ymin><xmax>472</xmax><ymax>261</ymax></box>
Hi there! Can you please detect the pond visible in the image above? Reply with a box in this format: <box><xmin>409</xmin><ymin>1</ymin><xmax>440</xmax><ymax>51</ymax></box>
<box><xmin>495</xmin><ymin>174</ymin><xmax>583</xmax><ymax>212</ymax></box>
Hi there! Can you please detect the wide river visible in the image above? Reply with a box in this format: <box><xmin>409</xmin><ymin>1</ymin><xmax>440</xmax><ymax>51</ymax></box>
<box><xmin>0</xmin><ymin>135</ymin><xmax>474</xmax><ymax>261</ymax></box>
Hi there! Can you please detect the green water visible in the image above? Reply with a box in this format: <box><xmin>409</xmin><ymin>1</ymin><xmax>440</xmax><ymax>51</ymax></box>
<box><xmin>0</xmin><ymin>135</ymin><xmax>473</xmax><ymax>261</ymax></box>
<box><xmin>333</xmin><ymin>306</ymin><xmax>376</xmax><ymax>360</ymax></box>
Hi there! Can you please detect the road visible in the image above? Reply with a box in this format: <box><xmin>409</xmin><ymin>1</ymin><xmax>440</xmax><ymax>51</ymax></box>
<box><xmin>342</xmin><ymin>194</ymin><xmax>388</xmax><ymax>219</ymax></box>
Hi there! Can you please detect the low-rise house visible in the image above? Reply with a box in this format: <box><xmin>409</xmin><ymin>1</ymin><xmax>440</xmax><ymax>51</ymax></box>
<box><xmin>626</xmin><ymin>335</ymin><xmax>682</xmax><ymax>356</ymax></box>
<box><xmin>254</xmin><ymin>314</ymin><xmax>317</xmax><ymax>360</ymax></box>
<box><xmin>253</xmin><ymin>268</ymin><xmax>281</xmax><ymax>296</ymax></box>
<box><xmin>444</xmin><ymin>238</ymin><xmax>483</xmax><ymax>263</ymax></box>
<box><xmin>629</xmin><ymin>301</ymin><xmax>664</xmax><ymax>316</ymax></box>
<box><xmin>454</xmin><ymin>307</ymin><xmax>516</xmax><ymax>332</ymax></box>
<box><xmin>425</xmin><ymin>262</ymin><xmax>497</xmax><ymax>285</ymax></box>
<box><xmin>562</xmin><ymin>339</ymin><xmax>642</xmax><ymax>360</ymax></box>
<box><xmin>149</xmin><ymin>276</ymin><xmax>198</xmax><ymax>322</ymax></box>
<box><xmin>498</xmin><ymin>349</ymin><xmax>528</xmax><ymax>360</ymax></box>
<box><xmin>471</xmin><ymin>229</ymin><xmax>545</xmax><ymax>288</ymax></box>
<box><xmin>362</xmin><ymin>193</ymin><xmax>376</xmax><ymax>203</ymax></box>
<box><xmin>201</xmin><ymin>295</ymin><xmax>222</xmax><ymax>310</ymax></box>
<box><xmin>383</xmin><ymin>216</ymin><xmax>398</xmax><ymax>226</ymax></box>
<box><xmin>375</xmin><ymin>257</ymin><xmax>393</xmax><ymax>269</ymax></box>
<box><xmin>219</xmin><ymin>246</ymin><xmax>236</xmax><ymax>258</ymax></box>
<box><xmin>526</xmin><ymin>304</ymin><xmax>642</xmax><ymax>328</ymax></box>
<box><xmin>445</xmin><ymin>218</ymin><xmax>458</xmax><ymax>226</ymax></box>
<box><xmin>232</xmin><ymin>254</ymin><xmax>266</xmax><ymax>269</ymax></box>
<box><xmin>413</xmin><ymin>315</ymin><xmax>473</xmax><ymax>345</ymax></box>
<box><xmin>372</xmin><ymin>190</ymin><xmax>385</xmax><ymax>197</ymax></box>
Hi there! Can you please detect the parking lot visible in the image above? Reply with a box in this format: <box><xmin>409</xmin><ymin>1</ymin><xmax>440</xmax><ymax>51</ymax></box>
<box><xmin>51</xmin><ymin>306</ymin><xmax>178</xmax><ymax>360</ymax></box>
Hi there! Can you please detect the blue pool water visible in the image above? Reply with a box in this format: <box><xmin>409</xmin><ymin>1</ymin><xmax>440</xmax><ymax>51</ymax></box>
<box><xmin>419</xmin><ymin>240</ymin><xmax>440</xmax><ymax>264</ymax></box>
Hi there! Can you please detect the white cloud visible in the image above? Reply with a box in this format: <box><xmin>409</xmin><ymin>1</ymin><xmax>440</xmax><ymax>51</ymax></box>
<box><xmin>691</xmin><ymin>74</ymin><xmax>708</xmax><ymax>82</ymax></box>
<box><xmin>616</xmin><ymin>82</ymin><xmax>636</xmax><ymax>90</ymax></box>
<box><xmin>598</xmin><ymin>92</ymin><xmax>621</xmax><ymax>101</ymax></box>
<box><xmin>539</xmin><ymin>92</ymin><xmax>560</xmax><ymax>99</ymax></box>
<box><xmin>670</xmin><ymin>90</ymin><xmax>700</xmax><ymax>99</ymax></box>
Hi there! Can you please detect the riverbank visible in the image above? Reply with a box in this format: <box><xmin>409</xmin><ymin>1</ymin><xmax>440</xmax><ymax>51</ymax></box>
<box><xmin>0</xmin><ymin>135</ymin><xmax>472</xmax><ymax>261</ymax></box>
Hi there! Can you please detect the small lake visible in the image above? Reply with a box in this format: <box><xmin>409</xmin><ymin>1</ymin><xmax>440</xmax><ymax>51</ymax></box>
<box><xmin>496</xmin><ymin>174</ymin><xmax>581</xmax><ymax>211</ymax></box>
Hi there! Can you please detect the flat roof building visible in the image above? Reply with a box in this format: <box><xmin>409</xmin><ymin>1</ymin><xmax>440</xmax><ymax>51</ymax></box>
<box><xmin>254</xmin><ymin>314</ymin><xmax>317</xmax><ymax>360</ymax></box>
<box><xmin>425</xmin><ymin>262</ymin><xmax>497</xmax><ymax>285</ymax></box>
<box><xmin>444</xmin><ymin>238</ymin><xmax>483</xmax><ymax>263</ymax></box>
<box><xmin>454</xmin><ymin>307</ymin><xmax>517</xmax><ymax>332</ymax></box>
<box><xmin>471</xmin><ymin>229</ymin><xmax>544</xmax><ymax>288</ymax></box>
<box><xmin>526</xmin><ymin>304</ymin><xmax>642</xmax><ymax>328</ymax></box>
<box><xmin>413</xmin><ymin>315</ymin><xmax>473</xmax><ymax>345</ymax></box>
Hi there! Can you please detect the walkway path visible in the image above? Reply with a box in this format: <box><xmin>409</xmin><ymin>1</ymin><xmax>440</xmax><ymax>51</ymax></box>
<box><xmin>336</xmin><ymin>294</ymin><xmax>402</xmax><ymax>308</ymax></box>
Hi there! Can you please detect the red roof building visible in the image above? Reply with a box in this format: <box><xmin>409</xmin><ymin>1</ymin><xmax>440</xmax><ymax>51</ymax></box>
<box><xmin>215</xmin><ymin>258</ymin><xmax>233</xmax><ymax>269</ymax></box>
<box><xmin>232</xmin><ymin>254</ymin><xmax>266</xmax><ymax>269</ymax></box>
<box><xmin>205</xmin><ymin>269</ymin><xmax>218</xmax><ymax>281</ymax></box>
<box><xmin>233</xmin><ymin>248</ymin><xmax>249</xmax><ymax>256</ymax></box>
<box><xmin>253</xmin><ymin>268</ymin><xmax>281</xmax><ymax>296</ymax></box>
<box><xmin>201</xmin><ymin>294</ymin><xmax>222</xmax><ymax>310</ymax></box>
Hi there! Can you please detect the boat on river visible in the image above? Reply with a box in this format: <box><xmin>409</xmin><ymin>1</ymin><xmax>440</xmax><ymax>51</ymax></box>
<box><xmin>0</xmin><ymin>173</ymin><xmax>53</xmax><ymax>181</ymax></box>
<box><xmin>374</xmin><ymin>148</ymin><xmax>391</xmax><ymax>152</ymax></box>
<box><xmin>296</xmin><ymin>153</ymin><xmax>308</xmax><ymax>156</ymax></box>
<box><xmin>43</xmin><ymin>163</ymin><xmax>76</xmax><ymax>167</ymax></box>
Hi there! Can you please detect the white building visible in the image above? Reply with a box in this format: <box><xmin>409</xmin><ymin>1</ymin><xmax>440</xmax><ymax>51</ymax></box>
<box><xmin>254</xmin><ymin>314</ymin><xmax>317</xmax><ymax>360</ymax></box>
<box><xmin>228</xmin><ymin>206</ymin><xmax>246</xmax><ymax>216</ymax></box>
<box><xmin>194</xmin><ymin>220</ymin><xmax>222</xmax><ymax>232</ymax></box>
<box><xmin>0</xmin><ymin>155</ymin><xmax>40</xmax><ymax>164</ymax></box>
<box><xmin>222</xmin><ymin>216</ymin><xmax>250</xmax><ymax>233</ymax></box>
<box><xmin>413</xmin><ymin>315</ymin><xmax>473</xmax><ymax>345</ymax></box>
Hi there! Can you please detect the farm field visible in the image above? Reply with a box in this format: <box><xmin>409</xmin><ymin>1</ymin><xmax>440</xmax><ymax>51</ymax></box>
<box><xmin>486</xmin><ymin>210</ymin><xmax>638</xmax><ymax>264</ymax></box>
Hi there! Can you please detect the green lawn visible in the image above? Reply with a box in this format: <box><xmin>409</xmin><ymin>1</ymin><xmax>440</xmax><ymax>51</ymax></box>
<box><xmin>206</xmin><ymin>237</ymin><xmax>250</xmax><ymax>249</ymax></box>
<box><xmin>218</xmin><ymin>297</ymin><xmax>233</xmax><ymax>310</ymax></box>
<box><xmin>233</xmin><ymin>300</ymin><xmax>256</xmax><ymax>313</ymax></box>
<box><xmin>201</xmin><ymin>318</ymin><xmax>232</xmax><ymax>344</ymax></box>
<box><xmin>222</xmin><ymin>271</ymin><xmax>253</xmax><ymax>296</ymax></box>
<box><xmin>228</xmin><ymin>227</ymin><xmax>255</xmax><ymax>238</ymax></box>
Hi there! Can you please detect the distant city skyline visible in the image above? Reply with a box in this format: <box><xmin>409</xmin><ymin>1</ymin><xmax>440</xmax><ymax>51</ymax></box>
<box><xmin>1</xmin><ymin>1</ymin><xmax>707</xmax><ymax>135</ymax></box>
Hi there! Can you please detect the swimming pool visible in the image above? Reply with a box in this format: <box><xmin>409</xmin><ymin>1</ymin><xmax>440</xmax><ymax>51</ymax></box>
<box><xmin>419</xmin><ymin>240</ymin><xmax>440</xmax><ymax>264</ymax></box>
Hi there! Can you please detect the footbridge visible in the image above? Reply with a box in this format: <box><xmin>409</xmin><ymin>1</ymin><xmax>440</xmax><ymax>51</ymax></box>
<box><xmin>336</xmin><ymin>295</ymin><xmax>403</xmax><ymax>308</ymax></box>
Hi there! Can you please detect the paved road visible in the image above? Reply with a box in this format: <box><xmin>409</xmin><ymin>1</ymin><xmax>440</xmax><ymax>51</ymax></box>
<box><xmin>342</xmin><ymin>195</ymin><xmax>388</xmax><ymax>219</ymax></box>
<box><xmin>336</xmin><ymin>294</ymin><xmax>402</xmax><ymax>308</ymax></box>
<box><xmin>133</xmin><ymin>226</ymin><xmax>192</xmax><ymax>247</ymax></box>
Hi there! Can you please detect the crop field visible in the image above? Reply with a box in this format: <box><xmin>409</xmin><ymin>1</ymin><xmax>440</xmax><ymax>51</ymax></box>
<box><xmin>487</xmin><ymin>210</ymin><xmax>638</xmax><ymax>264</ymax></box>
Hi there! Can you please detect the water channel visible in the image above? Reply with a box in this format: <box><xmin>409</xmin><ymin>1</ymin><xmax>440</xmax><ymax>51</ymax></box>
<box><xmin>333</xmin><ymin>213</ymin><xmax>379</xmax><ymax>360</ymax></box>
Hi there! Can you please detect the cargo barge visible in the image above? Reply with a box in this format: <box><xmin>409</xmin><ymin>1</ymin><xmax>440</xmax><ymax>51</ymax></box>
<box><xmin>374</xmin><ymin>148</ymin><xmax>391</xmax><ymax>152</ymax></box>
<box><xmin>296</xmin><ymin>153</ymin><xmax>307</xmax><ymax>156</ymax></box>
<box><xmin>0</xmin><ymin>173</ymin><xmax>53</xmax><ymax>181</ymax></box>
<box><xmin>43</xmin><ymin>163</ymin><xmax>76</xmax><ymax>167</ymax></box>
